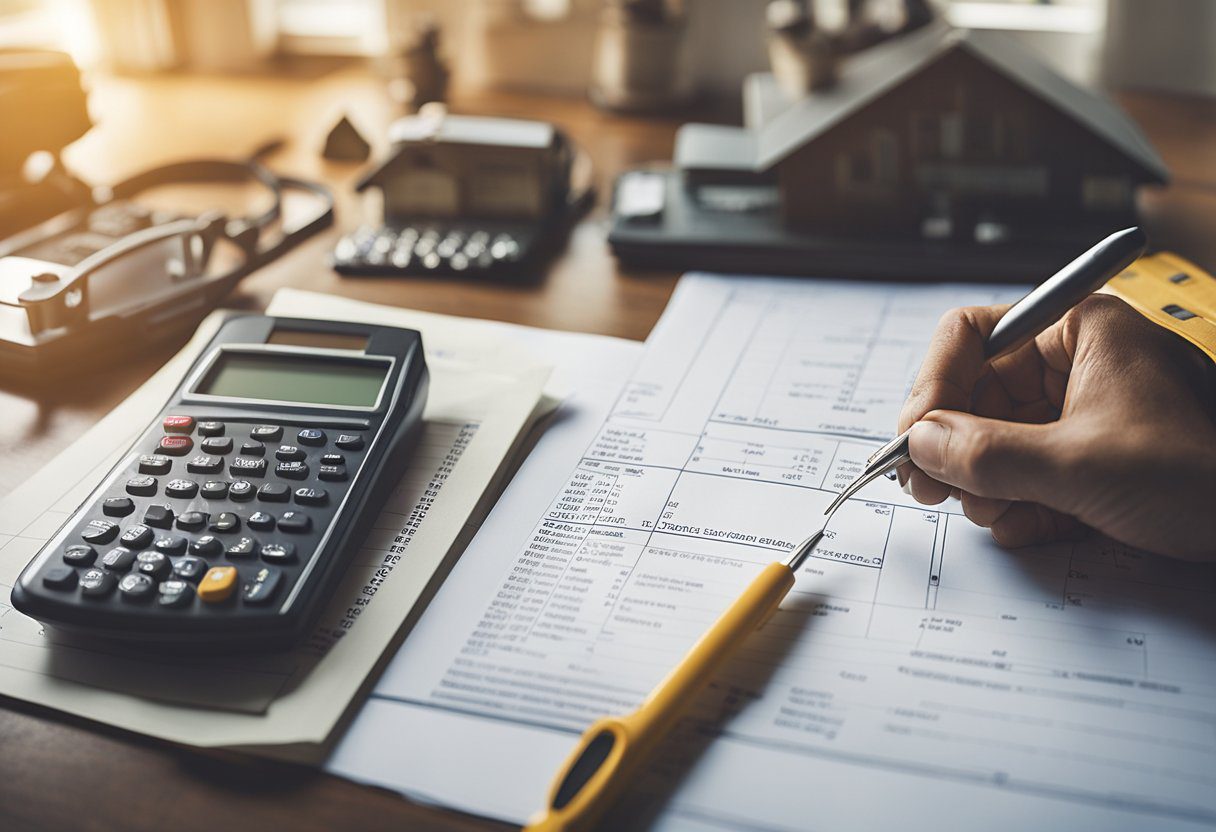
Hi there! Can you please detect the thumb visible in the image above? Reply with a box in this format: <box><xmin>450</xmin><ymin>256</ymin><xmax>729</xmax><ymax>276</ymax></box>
<box><xmin>907</xmin><ymin>410</ymin><xmax>1067</xmax><ymax>505</ymax></box>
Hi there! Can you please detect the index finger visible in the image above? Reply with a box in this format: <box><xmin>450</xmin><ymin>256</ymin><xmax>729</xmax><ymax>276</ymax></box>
<box><xmin>898</xmin><ymin>304</ymin><xmax>1010</xmax><ymax>434</ymax></box>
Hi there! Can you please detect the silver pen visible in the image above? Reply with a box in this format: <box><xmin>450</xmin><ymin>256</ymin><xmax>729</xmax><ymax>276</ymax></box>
<box><xmin>816</xmin><ymin>226</ymin><xmax>1148</xmax><ymax>531</ymax></box>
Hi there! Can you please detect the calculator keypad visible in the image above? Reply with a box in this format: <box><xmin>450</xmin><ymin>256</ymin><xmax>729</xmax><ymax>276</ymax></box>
<box><xmin>38</xmin><ymin>418</ymin><xmax>366</xmax><ymax>617</ymax></box>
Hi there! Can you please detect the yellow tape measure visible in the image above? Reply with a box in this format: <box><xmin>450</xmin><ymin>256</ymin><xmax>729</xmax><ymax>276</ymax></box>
<box><xmin>1102</xmin><ymin>251</ymin><xmax>1216</xmax><ymax>362</ymax></box>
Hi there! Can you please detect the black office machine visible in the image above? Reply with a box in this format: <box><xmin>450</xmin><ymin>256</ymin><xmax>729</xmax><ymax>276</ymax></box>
<box><xmin>11</xmin><ymin>315</ymin><xmax>427</xmax><ymax>649</ymax></box>
<box><xmin>0</xmin><ymin>155</ymin><xmax>334</xmax><ymax>382</ymax></box>
<box><xmin>332</xmin><ymin>106</ymin><xmax>592</xmax><ymax>281</ymax></box>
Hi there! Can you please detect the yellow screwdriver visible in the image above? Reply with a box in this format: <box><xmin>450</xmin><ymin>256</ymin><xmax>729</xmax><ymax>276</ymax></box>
<box><xmin>522</xmin><ymin>529</ymin><xmax>826</xmax><ymax>832</ymax></box>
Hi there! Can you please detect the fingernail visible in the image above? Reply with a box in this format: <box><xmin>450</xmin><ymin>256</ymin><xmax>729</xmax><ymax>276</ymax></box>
<box><xmin>901</xmin><ymin>478</ymin><xmax>913</xmax><ymax>495</ymax></box>
<box><xmin>908</xmin><ymin>420</ymin><xmax>949</xmax><ymax>474</ymax></box>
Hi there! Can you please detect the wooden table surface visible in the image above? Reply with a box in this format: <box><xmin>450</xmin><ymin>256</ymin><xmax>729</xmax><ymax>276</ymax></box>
<box><xmin>1</xmin><ymin>65</ymin><xmax>1215</xmax><ymax>832</ymax></box>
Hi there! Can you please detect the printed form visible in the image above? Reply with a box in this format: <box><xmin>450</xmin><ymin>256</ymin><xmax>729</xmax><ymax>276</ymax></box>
<box><xmin>330</xmin><ymin>273</ymin><xmax>1216</xmax><ymax>831</ymax></box>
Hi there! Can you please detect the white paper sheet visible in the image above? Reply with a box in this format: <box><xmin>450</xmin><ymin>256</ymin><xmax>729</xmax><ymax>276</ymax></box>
<box><xmin>328</xmin><ymin>273</ymin><xmax>1216</xmax><ymax>831</ymax></box>
<box><xmin>0</xmin><ymin>292</ymin><xmax>563</xmax><ymax>755</ymax></box>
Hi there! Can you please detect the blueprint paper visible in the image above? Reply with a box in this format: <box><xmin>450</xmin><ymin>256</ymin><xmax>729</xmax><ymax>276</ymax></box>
<box><xmin>329</xmin><ymin>273</ymin><xmax>1216</xmax><ymax>831</ymax></box>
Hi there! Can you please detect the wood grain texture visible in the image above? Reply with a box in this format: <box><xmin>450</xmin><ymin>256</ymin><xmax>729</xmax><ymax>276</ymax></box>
<box><xmin>0</xmin><ymin>64</ymin><xmax>1213</xmax><ymax>832</ymax></box>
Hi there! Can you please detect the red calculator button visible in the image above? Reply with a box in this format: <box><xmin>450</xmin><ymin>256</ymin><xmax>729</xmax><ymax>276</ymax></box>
<box><xmin>159</xmin><ymin>435</ymin><xmax>194</xmax><ymax>456</ymax></box>
<box><xmin>162</xmin><ymin>415</ymin><xmax>195</xmax><ymax>434</ymax></box>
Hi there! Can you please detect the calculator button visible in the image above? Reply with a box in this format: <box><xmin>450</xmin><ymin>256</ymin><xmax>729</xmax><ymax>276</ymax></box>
<box><xmin>166</xmin><ymin>479</ymin><xmax>199</xmax><ymax>499</ymax></box>
<box><xmin>100</xmin><ymin>547</ymin><xmax>135</xmax><ymax>571</ymax></box>
<box><xmin>260</xmin><ymin>542</ymin><xmax>297</xmax><ymax>564</ymax></box>
<box><xmin>198</xmin><ymin>566</ymin><xmax>238</xmax><ymax>603</ymax></box>
<box><xmin>250</xmin><ymin>425</ymin><xmax>282</xmax><ymax>441</ymax></box>
<box><xmin>119</xmin><ymin>524</ymin><xmax>154</xmax><ymax>549</ymax></box>
<box><xmin>276</xmin><ymin>461</ymin><xmax>309</xmax><ymax>480</ymax></box>
<box><xmin>158</xmin><ymin>435</ymin><xmax>193</xmax><ymax>456</ymax></box>
<box><xmin>187</xmin><ymin>455</ymin><xmax>222</xmax><ymax>474</ymax></box>
<box><xmin>297</xmin><ymin>428</ymin><xmax>326</xmax><ymax>446</ymax></box>
<box><xmin>320</xmin><ymin>454</ymin><xmax>345</xmax><ymax>466</ymax></box>
<box><xmin>293</xmin><ymin>487</ymin><xmax>328</xmax><ymax>506</ymax></box>
<box><xmin>230</xmin><ymin>457</ymin><xmax>267</xmax><ymax>478</ymax></box>
<box><xmin>190</xmin><ymin>535</ymin><xmax>224</xmax><ymax>558</ymax></box>
<box><xmin>135</xmin><ymin>551</ymin><xmax>171</xmax><ymax>580</ymax></box>
<box><xmin>247</xmin><ymin>512</ymin><xmax>276</xmax><ymax>532</ymax></box>
<box><xmin>257</xmin><ymin>483</ymin><xmax>290</xmax><ymax>502</ymax></box>
<box><xmin>201</xmin><ymin>437</ymin><xmax>233</xmax><ymax>454</ymax></box>
<box><xmin>275</xmin><ymin>445</ymin><xmax>305</xmax><ymax>462</ymax></box>
<box><xmin>79</xmin><ymin>568</ymin><xmax>117</xmax><ymax>598</ymax></box>
<box><xmin>239</xmin><ymin>442</ymin><xmax>266</xmax><ymax>457</ymax></box>
<box><xmin>63</xmin><ymin>544</ymin><xmax>96</xmax><ymax>566</ymax></box>
<box><xmin>102</xmin><ymin>497</ymin><xmax>135</xmax><ymax>517</ymax></box>
<box><xmin>126</xmin><ymin>476</ymin><xmax>158</xmax><ymax>497</ymax></box>
<box><xmin>143</xmin><ymin>504</ymin><xmax>175</xmax><ymax>529</ymax></box>
<box><xmin>157</xmin><ymin>579</ymin><xmax>194</xmax><ymax>609</ymax></box>
<box><xmin>154</xmin><ymin>535</ymin><xmax>188</xmax><ymax>555</ymax></box>
<box><xmin>209</xmin><ymin>512</ymin><xmax>240</xmax><ymax>533</ymax></box>
<box><xmin>225</xmin><ymin>536</ymin><xmax>258</xmax><ymax>558</ymax></box>
<box><xmin>42</xmin><ymin>565</ymin><xmax>77</xmax><ymax>590</ymax></box>
<box><xmin>335</xmin><ymin>434</ymin><xmax>364</xmax><ymax>451</ymax></box>
<box><xmin>138</xmin><ymin>454</ymin><xmax>172</xmax><ymax>475</ymax></box>
<box><xmin>82</xmin><ymin>520</ymin><xmax>119</xmax><ymax>545</ymax></box>
<box><xmin>118</xmin><ymin>573</ymin><xmax>155</xmax><ymax>602</ymax></box>
<box><xmin>242</xmin><ymin>567</ymin><xmax>283</xmax><ymax>605</ymax></box>
<box><xmin>318</xmin><ymin>465</ymin><xmax>347</xmax><ymax>482</ymax></box>
<box><xmin>201</xmin><ymin>480</ymin><xmax>230</xmax><ymax>500</ymax></box>
<box><xmin>278</xmin><ymin>511</ymin><xmax>312</xmax><ymax>533</ymax></box>
<box><xmin>162</xmin><ymin>415</ymin><xmax>194</xmax><ymax>434</ymax></box>
<box><xmin>228</xmin><ymin>480</ymin><xmax>255</xmax><ymax>501</ymax></box>
<box><xmin>197</xmin><ymin>421</ymin><xmax>225</xmax><ymax>437</ymax></box>
<box><xmin>176</xmin><ymin>511</ymin><xmax>208</xmax><ymax>531</ymax></box>
<box><xmin>172</xmin><ymin>556</ymin><xmax>206</xmax><ymax>582</ymax></box>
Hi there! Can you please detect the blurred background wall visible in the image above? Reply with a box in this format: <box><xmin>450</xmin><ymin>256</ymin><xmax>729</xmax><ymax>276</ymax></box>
<box><xmin>0</xmin><ymin>0</ymin><xmax>1211</xmax><ymax>99</ymax></box>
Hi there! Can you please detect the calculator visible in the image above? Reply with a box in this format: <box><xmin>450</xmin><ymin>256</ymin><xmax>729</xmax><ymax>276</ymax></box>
<box><xmin>10</xmin><ymin>314</ymin><xmax>428</xmax><ymax>648</ymax></box>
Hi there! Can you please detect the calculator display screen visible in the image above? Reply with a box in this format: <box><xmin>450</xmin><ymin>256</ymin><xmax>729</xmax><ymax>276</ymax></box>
<box><xmin>196</xmin><ymin>352</ymin><xmax>387</xmax><ymax>407</ymax></box>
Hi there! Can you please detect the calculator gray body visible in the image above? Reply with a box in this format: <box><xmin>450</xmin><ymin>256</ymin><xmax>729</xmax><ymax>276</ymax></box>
<box><xmin>11</xmin><ymin>315</ymin><xmax>427</xmax><ymax>649</ymax></box>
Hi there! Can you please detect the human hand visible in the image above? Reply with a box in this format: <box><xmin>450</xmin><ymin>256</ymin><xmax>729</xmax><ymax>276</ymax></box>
<box><xmin>898</xmin><ymin>294</ymin><xmax>1216</xmax><ymax>560</ymax></box>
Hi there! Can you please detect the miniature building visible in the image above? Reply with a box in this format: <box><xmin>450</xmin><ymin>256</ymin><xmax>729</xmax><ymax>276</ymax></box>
<box><xmin>356</xmin><ymin>110</ymin><xmax>572</xmax><ymax>222</ymax></box>
<box><xmin>675</xmin><ymin>23</ymin><xmax>1168</xmax><ymax>241</ymax></box>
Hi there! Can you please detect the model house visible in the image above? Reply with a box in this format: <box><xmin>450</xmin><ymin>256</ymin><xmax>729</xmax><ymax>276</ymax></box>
<box><xmin>356</xmin><ymin>109</ymin><xmax>573</xmax><ymax>222</ymax></box>
<box><xmin>675</xmin><ymin>23</ymin><xmax>1168</xmax><ymax>241</ymax></box>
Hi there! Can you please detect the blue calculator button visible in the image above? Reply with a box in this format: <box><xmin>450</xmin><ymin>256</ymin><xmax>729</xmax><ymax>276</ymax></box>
<box><xmin>297</xmin><ymin>429</ymin><xmax>326</xmax><ymax>446</ymax></box>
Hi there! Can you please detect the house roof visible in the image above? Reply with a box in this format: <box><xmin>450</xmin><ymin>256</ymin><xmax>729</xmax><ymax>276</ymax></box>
<box><xmin>753</xmin><ymin>22</ymin><xmax>1169</xmax><ymax>183</ymax></box>
<box><xmin>357</xmin><ymin>113</ymin><xmax>558</xmax><ymax>191</ymax></box>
